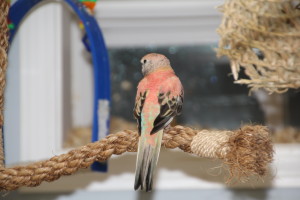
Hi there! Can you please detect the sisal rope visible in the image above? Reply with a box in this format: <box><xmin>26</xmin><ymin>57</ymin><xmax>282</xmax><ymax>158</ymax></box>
<box><xmin>0</xmin><ymin>125</ymin><xmax>273</xmax><ymax>191</ymax></box>
<box><xmin>191</xmin><ymin>125</ymin><xmax>273</xmax><ymax>181</ymax></box>
<box><xmin>191</xmin><ymin>130</ymin><xmax>231</xmax><ymax>158</ymax></box>
<box><xmin>0</xmin><ymin>126</ymin><xmax>193</xmax><ymax>191</ymax></box>
<box><xmin>0</xmin><ymin>0</ymin><xmax>10</xmax><ymax>167</ymax></box>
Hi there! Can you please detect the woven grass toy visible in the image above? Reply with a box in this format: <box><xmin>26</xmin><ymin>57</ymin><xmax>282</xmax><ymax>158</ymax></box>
<box><xmin>217</xmin><ymin>0</ymin><xmax>300</xmax><ymax>93</ymax></box>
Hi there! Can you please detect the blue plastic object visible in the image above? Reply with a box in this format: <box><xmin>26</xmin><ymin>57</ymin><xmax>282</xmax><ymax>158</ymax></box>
<box><xmin>82</xmin><ymin>33</ymin><xmax>91</xmax><ymax>52</ymax></box>
<box><xmin>8</xmin><ymin>0</ymin><xmax>110</xmax><ymax>172</ymax></box>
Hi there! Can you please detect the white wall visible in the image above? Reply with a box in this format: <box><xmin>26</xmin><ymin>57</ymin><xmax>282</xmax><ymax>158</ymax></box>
<box><xmin>69</xmin><ymin>14</ymin><xmax>93</xmax><ymax>128</ymax></box>
<box><xmin>5</xmin><ymin>28</ymin><xmax>21</xmax><ymax>165</ymax></box>
<box><xmin>95</xmin><ymin>0</ymin><xmax>223</xmax><ymax>47</ymax></box>
<box><xmin>5</xmin><ymin>2</ymin><xmax>64</xmax><ymax>164</ymax></box>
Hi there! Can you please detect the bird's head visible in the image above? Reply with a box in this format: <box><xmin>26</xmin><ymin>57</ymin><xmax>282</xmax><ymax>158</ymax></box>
<box><xmin>140</xmin><ymin>53</ymin><xmax>171</xmax><ymax>76</ymax></box>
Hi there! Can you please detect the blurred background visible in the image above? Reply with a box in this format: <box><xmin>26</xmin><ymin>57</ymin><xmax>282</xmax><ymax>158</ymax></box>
<box><xmin>3</xmin><ymin>0</ymin><xmax>300</xmax><ymax>199</ymax></box>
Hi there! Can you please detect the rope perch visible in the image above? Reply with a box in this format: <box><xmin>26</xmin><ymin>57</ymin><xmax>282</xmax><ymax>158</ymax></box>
<box><xmin>0</xmin><ymin>0</ymin><xmax>10</xmax><ymax>168</ymax></box>
<box><xmin>0</xmin><ymin>125</ymin><xmax>273</xmax><ymax>191</ymax></box>
<box><xmin>191</xmin><ymin>126</ymin><xmax>273</xmax><ymax>181</ymax></box>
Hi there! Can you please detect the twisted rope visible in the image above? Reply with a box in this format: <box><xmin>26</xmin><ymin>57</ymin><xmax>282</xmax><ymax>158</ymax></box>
<box><xmin>0</xmin><ymin>125</ymin><xmax>273</xmax><ymax>191</ymax></box>
<box><xmin>0</xmin><ymin>126</ymin><xmax>194</xmax><ymax>191</ymax></box>
<box><xmin>0</xmin><ymin>0</ymin><xmax>10</xmax><ymax>167</ymax></box>
<box><xmin>192</xmin><ymin>125</ymin><xmax>273</xmax><ymax>181</ymax></box>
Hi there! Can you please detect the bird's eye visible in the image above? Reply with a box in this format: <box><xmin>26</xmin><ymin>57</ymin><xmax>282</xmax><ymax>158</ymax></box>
<box><xmin>143</xmin><ymin>59</ymin><xmax>147</xmax><ymax>64</ymax></box>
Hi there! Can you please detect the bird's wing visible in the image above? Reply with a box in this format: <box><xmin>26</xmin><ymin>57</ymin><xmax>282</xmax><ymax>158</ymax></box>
<box><xmin>133</xmin><ymin>90</ymin><xmax>147</xmax><ymax>135</ymax></box>
<box><xmin>150</xmin><ymin>77</ymin><xmax>184</xmax><ymax>134</ymax></box>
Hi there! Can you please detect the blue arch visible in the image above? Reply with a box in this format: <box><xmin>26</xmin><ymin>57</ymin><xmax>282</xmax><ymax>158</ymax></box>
<box><xmin>8</xmin><ymin>0</ymin><xmax>110</xmax><ymax>172</ymax></box>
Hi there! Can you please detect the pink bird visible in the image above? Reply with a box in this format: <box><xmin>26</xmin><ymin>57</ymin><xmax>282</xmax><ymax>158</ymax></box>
<box><xmin>134</xmin><ymin>53</ymin><xmax>184</xmax><ymax>191</ymax></box>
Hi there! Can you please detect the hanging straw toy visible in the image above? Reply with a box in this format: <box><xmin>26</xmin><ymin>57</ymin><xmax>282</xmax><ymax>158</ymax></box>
<box><xmin>217</xmin><ymin>0</ymin><xmax>300</xmax><ymax>93</ymax></box>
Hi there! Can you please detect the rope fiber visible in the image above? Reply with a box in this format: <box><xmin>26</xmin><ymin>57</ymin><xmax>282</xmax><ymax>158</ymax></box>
<box><xmin>0</xmin><ymin>0</ymin><xmax>10</xmax><ymax>167</ymax></box>
<box><xmin>0</xmin><ymin>125</ymin><xmax>273</xmax><ymax>191</ymax></box>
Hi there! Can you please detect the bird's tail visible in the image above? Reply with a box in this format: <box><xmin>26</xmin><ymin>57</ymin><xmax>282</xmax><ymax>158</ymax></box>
<box><xmin>134</xmin><ymin>129</ymin><xmax>163</xmax><ymax>192</ymax></box>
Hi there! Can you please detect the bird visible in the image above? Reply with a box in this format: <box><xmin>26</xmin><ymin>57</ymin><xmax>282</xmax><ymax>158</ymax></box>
<box><xmin>133</xmin><ymin>53</ymin><xmax>184</xmax><ymax>192</ymax></box>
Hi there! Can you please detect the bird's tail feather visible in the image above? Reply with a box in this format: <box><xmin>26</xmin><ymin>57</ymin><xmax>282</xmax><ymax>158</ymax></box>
<box><xmin>134</xmin><ymin>129</ymin><xmax>163</xmax><ymax>192</ymax></box>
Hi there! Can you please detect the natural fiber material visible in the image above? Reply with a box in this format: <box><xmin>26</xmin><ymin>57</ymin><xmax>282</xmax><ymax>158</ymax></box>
<box><xmin>0</xmin><ymin>129</ymin><xmax>4</xmax><ymax>167</ymax></box>
<box><xmin>0</xmin><ymin>125</ymin><xmax>273</xmax><ymax>191</ymax></box>
<box><xmin>223</xmin><ymin>126</ymin><xmax>273</xmax><ymax>181</ymax></box>
<box><xmin>0</xmin><ymin>0</ymin><xmax>10</xmax><ymax>167</ymax></box>
<box><xmin>192</xmin><ymin>125</ymin><xmax>273</xmax><ymax>182</ymax></box>
<box><xmin>217</xmin><ymin>0</ymin><xmax>300</xmax><ymax>93</ymax></box>
<box><xmin>191</xmin><ymin>126</ymin><xmax>273</xmax><ymax>182</ymax></box>
<box><xmin>191</xmin><ymin>130</ymin><xmax>232</xmax><ymax>158</ymax></box>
